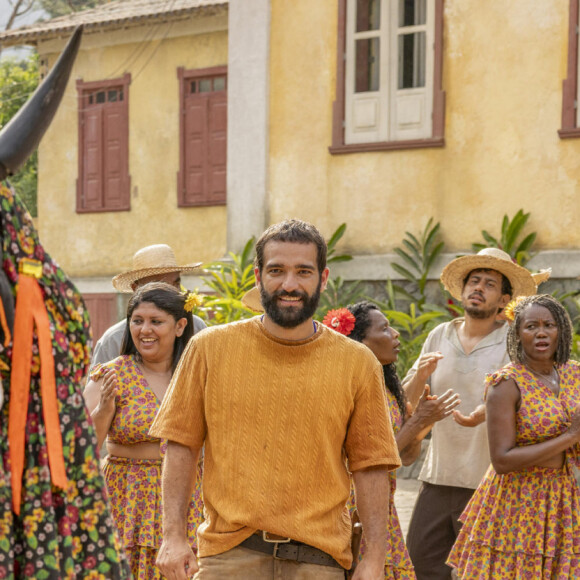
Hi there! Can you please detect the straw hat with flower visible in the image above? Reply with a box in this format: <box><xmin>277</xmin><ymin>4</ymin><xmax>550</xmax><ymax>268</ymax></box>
<box><xmin>440</xmin><ymin>248</ymin><xmax>550</xmax><ymax>301</ymax></box>
<box><xmin>112</xmin><ymin>244</ymin><xmax>202</xmax><ymax>293</ymax></box>
<box><xmin>241</xmin><ymin>287</ymin><xmax>264</xmax><ymax>313</ymax></box>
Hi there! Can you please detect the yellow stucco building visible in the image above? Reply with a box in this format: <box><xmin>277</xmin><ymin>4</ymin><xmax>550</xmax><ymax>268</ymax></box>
<box><xmin>2</xmin><ymin>0</ymin><xmax>580</xmax><ymax>337</ymax></box>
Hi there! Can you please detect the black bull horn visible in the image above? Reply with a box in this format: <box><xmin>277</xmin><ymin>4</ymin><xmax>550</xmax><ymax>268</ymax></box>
<box><xmin>0</xmin><ymin>26</ymin><xmax>83</xmax><ymax>181</ymax></box>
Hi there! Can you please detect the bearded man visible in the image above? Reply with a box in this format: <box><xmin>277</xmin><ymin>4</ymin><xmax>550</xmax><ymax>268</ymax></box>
<box><xmin>150</xmin><ymin>219</ymin><xmax>401</xmax><ymax>580</ymax></box>
<box><xmin>402</xmin><ymin>248</ymin><xmax>547</xmax><ymax>580</ymax></box>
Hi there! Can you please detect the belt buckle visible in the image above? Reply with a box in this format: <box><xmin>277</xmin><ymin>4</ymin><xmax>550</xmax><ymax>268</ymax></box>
<box><xmin>262</xmin><ymin>531</ymin><xmax>291</xmax><ymax>559</ymax></box>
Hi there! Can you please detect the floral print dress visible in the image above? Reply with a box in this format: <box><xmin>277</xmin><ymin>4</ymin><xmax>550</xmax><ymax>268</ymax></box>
<box><xmin>347</xmin><ymin>388</ymin><xmax>416</xmax><ymax>579</ymax></box>
<box><xmin>0</xmin><ymin>183</ymin><xmax>130</xmax><ymax>578</ymax></box>
<box><xmin>447</xmin><ymin>361</ymin><xmax>580</xmax><ymax>579</ymax></box>
<box><xmin>91</xmin><ymin>355</ymin><xmax>204</xmax><ymax>579</ymax></box>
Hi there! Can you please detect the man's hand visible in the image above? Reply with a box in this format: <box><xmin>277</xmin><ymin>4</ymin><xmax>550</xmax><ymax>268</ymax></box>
<box><xmin>453</xmin><ymin>403</ymin><xmax>486</xmax><ymax>427</ymax></box>
<box><xmin>351</xmin><ymin>467</ymin><xmax>389</xmax><ymax>580</ymax></box>
<box><xmin>158</xmin><ymin>443</ymin><xmax>201</xmax><ymax>579</ymax></box>
<box><xmin>351</xmin><ymin>557</ymin><xmax>384</xmax><ymax>579</ymax></box>
<box><xmin>156</xmin><ymin>536</ymin><xmax>198</xmax><ymax>579</ymax></box>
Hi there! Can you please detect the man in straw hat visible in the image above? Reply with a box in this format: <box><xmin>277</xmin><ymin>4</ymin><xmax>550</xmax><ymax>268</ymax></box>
<box><xmin>150</xmin><ymin>219</ymin><xmax>401</xmax><ymax>579</ymax></box>
<box><xmin>402</xmin><ymin>248</ymin><xmax>548</xmax><ymax>580</ymax></box>
<box><xmin>91</xmin><ymin>244</ymin><xmax>206</xmax><ymax>368</ymax></box>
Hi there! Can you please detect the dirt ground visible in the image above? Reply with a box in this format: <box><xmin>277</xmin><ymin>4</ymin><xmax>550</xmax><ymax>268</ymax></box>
<box><xmin>394</xmin><ymin>477</ymin><xmax>421</xmax><ymax>538</ymax></box>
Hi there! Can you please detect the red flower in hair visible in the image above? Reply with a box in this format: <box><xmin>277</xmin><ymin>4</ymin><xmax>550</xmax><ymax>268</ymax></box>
<box><xmin>322</xmin><ymin>308</ymin><xmax>356</xmax><ymax>336</ymax></box>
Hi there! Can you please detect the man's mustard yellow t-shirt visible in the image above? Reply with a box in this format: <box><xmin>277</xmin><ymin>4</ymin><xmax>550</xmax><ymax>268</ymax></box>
<box><xmin>150</xmin><ymin>317</ymin><xmax>400</xmax><ymax>569</ymax></box>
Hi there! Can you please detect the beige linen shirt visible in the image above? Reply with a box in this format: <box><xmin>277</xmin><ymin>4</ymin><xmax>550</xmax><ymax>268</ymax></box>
<box><xmin>404</xmin><ymin>318</ymin><xmax>509</xmax><ymax>489</ymax></box>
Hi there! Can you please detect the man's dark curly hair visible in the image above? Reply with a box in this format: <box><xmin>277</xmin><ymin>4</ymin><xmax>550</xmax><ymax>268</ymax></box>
<box><xmin>347</xmin><ymin>301</ymin><xmax>407</xmax><ymax>419</ymax></box>
<box><xmin>506</xmin><ymin>294</ymin><xmax>572</xmax><ymax>365</ymax></box>
<box><xmin>254</xmin><ymin>219</ymin><xmax>327</xmax><ymax>275</ymax></box>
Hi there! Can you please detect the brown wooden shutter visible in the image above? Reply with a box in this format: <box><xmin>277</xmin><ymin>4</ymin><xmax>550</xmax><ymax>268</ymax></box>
<box><xmin>183</xmin><ymin>96</ymin><xmax>208</xmax><ymax>206</ymax></box>
<box><xmin>103</xmin><ymin>103</ymin><xmax>130</xmax><ymax>210</ymax></box>
<box><xmin>83</xmin><ymin>293</ymin><xmax>117</xmax><ymax>343</ymax></box>
<box><xmin>207</xmin><ymin>94</ymin><xmax>227</xmax><ymax>204</ymax></box>
<box><xmin>76</xmin><ymin>75</ymin><xmax>131</xmax><ymax>213</ymax></box>
<box><xmin>178</xmin><ymin>66</ymin><xmax>227</xmax><ymax>207</ymax></box>
<box><xmin>82</xmin><ymin>106</ymin><xmax>104</xmax><ymax>210</ymax></box>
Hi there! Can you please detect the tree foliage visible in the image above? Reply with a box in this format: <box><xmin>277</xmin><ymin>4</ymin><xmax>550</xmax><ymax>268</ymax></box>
<box><xmin>3</xmin><ymin>0</ymin><xmax>37</xmax><ymax>33</ymax></box>
<box><xmin>38</xmin><ymin>0</ymin><xmax>107</xmax><ymax>18</ymax></box>
<box><xmin>0</xmin><ymin>53</ymin><xmax>39</xmax><ymax>215</ymax></box>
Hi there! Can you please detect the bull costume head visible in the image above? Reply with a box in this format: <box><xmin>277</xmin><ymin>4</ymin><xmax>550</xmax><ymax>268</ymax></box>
<box><xmin>0</xmin><ymin>26</ymin><xmax>83</xmax><ymax>349</ymax></box>
<box><xmin>0</xmin><ymin>28</ymin><xmax>130</xmax><ymax>578</ymax></box>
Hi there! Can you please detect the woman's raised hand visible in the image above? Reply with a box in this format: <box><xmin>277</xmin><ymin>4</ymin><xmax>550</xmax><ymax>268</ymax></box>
<box><xmin>99</xmin><ymin>369</ymin><xmax>118</xmax><ymax>413</ymax></box>
<box><xmin>567</xmin><ymin>403</ymin><xmax>580</xmax><ymax>442</ymax></box>
<box><xmin>415</xmin><ymin>386</ymin><xmax>461</xmax><ymax>424</ymax></box>
<box><xmin>405</xmin><ymin>386</ymin><xmax>461</xmax><ymax>442</ymax></box>
<box><xmin>415</xmin><ymin>352</ymin><xmax>443</xmax><ymax>384</ymax></box>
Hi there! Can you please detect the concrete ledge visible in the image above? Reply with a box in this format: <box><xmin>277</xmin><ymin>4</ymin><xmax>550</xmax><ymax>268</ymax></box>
<box><xmin>72</xmin><ymin>275</ymin><xmax>211</xmax><ymax>294</ymax></box>
<box><xmin>329</xmin><ymin>250</ymin><xmax>580</xmax><ymax>281</ymax></box>
<box><xmin>72</xmin><ymin>250</ymin><xmax>580</xmax><ymax>293</ymax></box>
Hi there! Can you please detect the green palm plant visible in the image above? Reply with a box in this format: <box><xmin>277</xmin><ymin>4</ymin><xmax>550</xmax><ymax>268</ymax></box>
<box><xmin>316</xmin><ymin>277</ymin><xmax>365</xmax><ymax>317</ymax></box>
<box><xmin>200</xmin><ymin>237</ymin><xmax>257</xmax><ymax>324</ymax></box>
<box><xmin>373</xmin><ymin>282</ymin><xmax>450</xmax><ymax>376</ymax></box>
<box><xmin>472</xmin><ymin>209</ymin><xmax>536</xmax><ymax>266</ymax></box>
<box><xmin>391</xmin><ymin>218</ymin><xmax>445</xmax><ymax>309</ymax></box>
<box><xmin>326</xmin><ymin>223</ymin><xmax>352</xmax><ymax>265</ymax></box>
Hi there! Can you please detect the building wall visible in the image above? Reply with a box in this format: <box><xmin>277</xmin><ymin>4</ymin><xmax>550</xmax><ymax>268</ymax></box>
<box><xmin>268</xmin><ymin>0</ymin><xmax>580</xmax><ymax>257</ymax></box>
<box><xmin>36</xmin><ymin>12</ymin><xmax>228</xmax><ymax>278</ymax></box>
<box><xmin>33</xmin><ymin>0</ymin><xmax>580</xmax><ymax>287</ymax></box>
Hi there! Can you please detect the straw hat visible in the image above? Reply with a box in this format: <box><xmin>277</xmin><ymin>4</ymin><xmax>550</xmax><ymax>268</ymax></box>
<box><xmin>112</xmin><ymin>244</ymin><xmax>202</xmax><ymax>293</ymax></box>
<box><xmin>440</xmin><ymin>248</ymin><xmax>548</xmax><ymax>301</ymax></box>
<box><xmin>241</xmin><ymin>286</ymin><xmax>263</xmax><ymax>313</ymax></box>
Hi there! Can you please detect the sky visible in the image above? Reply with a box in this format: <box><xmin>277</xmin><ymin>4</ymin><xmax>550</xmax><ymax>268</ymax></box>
<box><xmin>0</xmin><ymin>0</ymin><xmax>47</xmax><ymax>59</ymax></box>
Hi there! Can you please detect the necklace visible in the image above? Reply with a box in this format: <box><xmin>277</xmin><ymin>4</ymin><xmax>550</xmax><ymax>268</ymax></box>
<box><xmin>528</xmin><ymin>366</ymin><xmax>559</xmax><ymax>390</ymax></box>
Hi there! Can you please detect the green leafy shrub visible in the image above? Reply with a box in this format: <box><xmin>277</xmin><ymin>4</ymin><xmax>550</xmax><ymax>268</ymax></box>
<box><xmin>391</xmin><ymin>218</ymin><xmax>445</xmax><ymax>309</ymax></box>
<box><xmin>200</xmin><ymin>237</ymin><xmax>257</xmax><ymax>325</ymax></box>
<box><xmin>0</xmin><ymin>55</ymin><xmax>39</xmax><ymax>216</ymax></box>
<box><xmin>472</xmin><ymin>209</ymin><xmax>536</xmax><ymax>266</ymax></box>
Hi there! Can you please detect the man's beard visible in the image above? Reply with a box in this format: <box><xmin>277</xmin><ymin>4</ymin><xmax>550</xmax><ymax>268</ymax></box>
<box><xmin>464</xmin><ymin>304</ymin><xmax>498</xmax><ymax>319</ymax></box>
<box><xmin>260</xmin><ymin>281</ymin><xmax>322</xmax><ymax>329</ymax></box>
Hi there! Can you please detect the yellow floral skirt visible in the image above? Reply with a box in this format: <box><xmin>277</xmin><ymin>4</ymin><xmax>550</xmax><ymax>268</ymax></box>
<box><xmin>448</xmin><ymin>464</ymin><xmax>580</xmax><ymax>579</ymax></box>
<box><xmin>347</xmin><ymin>473</ymin><xmax>416</xmax><ymax>579</ymax></box>
<box><xmin>103</xmin><ymin>455</ymin><xmax>204</xmax><ymax>580</ymax></box>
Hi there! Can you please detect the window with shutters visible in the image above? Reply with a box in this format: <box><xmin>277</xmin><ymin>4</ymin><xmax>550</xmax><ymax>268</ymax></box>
<box><xmin>83</xmin><ymin>293</ymin><xmax>117</xmax><ymax>343</ymax></box>
<box><xmin>560</xmin><ymin>0</ymin><xmax>580</xmax><ymax>139</ymax></box>
<box><xmin>330</xmin><ymin>0</ymin><xmax>445</xmax><ymax>154</ymax></box>
<box><xmin>76</xmin><ymin>75</ymin><xmax>131</xmax><ymax>213</ymax></box>
<box><xmin>178</xmin><ymin>66</ymin><xmax>227</xmax><ymax>207</ymax></box>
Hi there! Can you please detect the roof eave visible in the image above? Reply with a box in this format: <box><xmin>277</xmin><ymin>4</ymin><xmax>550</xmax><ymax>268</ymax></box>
<box><xmin>0</xmin><ymin>3</ymin><xmax>228</xmax><ymax>48</ymax></box>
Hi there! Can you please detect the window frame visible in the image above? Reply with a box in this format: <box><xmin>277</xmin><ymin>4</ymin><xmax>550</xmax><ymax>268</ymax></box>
<box><xmin>330</xmin><ymin>0</ymin><xmax>445</xmax><ymax>154</ymax></box>
<box><xmin>177</xmin><ymin>65</ymin><xmax>228</xmax><ymax>208</ymax></box>
<box><xmin>559</xmin><ymin>0</ymin><xmax>580</xmax><ymax>139</ymax></box>
<box><xmin>76</xmin><ymin>74</ymin><xmax>131</xmax><ymax>213</ymax></box>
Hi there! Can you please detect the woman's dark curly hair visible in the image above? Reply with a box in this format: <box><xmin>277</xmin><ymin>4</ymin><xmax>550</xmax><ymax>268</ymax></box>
<box><xmin>347</xmin><ymin>301</ymin><xmax>407</xmax><ymax>419</ymax></box>
<box><xmin>120</xmin><ymin>282</ymin><xmax>194</xmax><ymax>373</ymax></box>
<box><xmin>506</xmin><ymin>294</ymin><xmax>572</xmax><ymax>366</ymax></box>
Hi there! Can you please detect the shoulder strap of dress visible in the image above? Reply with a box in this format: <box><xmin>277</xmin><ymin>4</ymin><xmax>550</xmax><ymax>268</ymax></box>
<box><xmin>485</xmin><ymin>363</ymin><xmax>520</xmax><ymax>388</ymax></box>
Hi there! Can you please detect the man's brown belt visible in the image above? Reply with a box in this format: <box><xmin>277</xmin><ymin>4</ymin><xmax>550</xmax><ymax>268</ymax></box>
<box><xmin>240</xmin><ymin>531</ymin><xmax>343</xmax><ymax>569</ymax></box>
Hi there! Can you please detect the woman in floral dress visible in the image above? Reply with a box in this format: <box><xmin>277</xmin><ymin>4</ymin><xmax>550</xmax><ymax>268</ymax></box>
<box><xmin>323</xmin><ymin>302</ymin><xmax>461</xmax><ymax>579</ymax></box>
<box><xmin>84</xmin><ymin>282</ymin><xmax>204</xmax><ymax>579</ymax></box>
<box><xmin>447</xmin><ymin>294</ymin><xmax>580</xmax><ymax>578</ymax></box>
<box><xmin>0</xmin><ymin>182</ymin><xmax>131</xmax><ymax>579</ymax></box>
